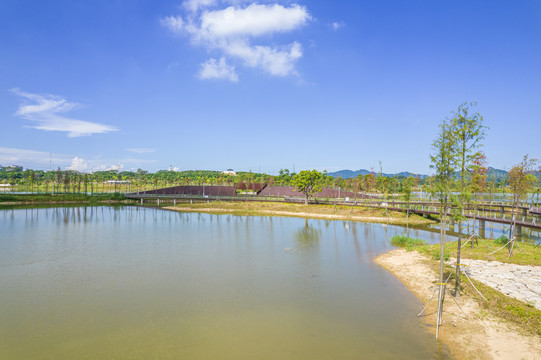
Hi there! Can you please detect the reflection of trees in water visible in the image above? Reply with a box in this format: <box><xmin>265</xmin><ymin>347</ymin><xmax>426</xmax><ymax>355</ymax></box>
<box><xmin>295</xmin><ymin>219</ymin><xmax>321</xmax><ymax>248</ymax></box>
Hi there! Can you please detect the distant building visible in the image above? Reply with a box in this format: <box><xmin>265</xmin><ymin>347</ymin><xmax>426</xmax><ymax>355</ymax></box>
<box><xmin>4</xmin><ymin>165</ymin><xmax>23</xmax><ymax>172</ymax></box>
<box><xmin>223</xmin><ymin>169</ymin><xmax>236</xmax><ymax>176</ymax></box>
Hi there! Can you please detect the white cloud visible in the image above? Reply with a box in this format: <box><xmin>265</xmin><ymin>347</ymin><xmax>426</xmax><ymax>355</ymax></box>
<box><xmin>331</xmin><ymin>21</ymin><xmax>344</xmax><ymax>31</ymax></box>
<box><xmin>226</xmin><ymin>40</ymin><xmax>301</xmax><ymax>76</ymax></box>
<box><xmin>126</xmin><ymin>148</ymin><xmax>157</xmax><ymax>154</ymax></box>
<box><xmin>67</xmin><ymin>157</ymin><xmax>89</xmax><ymax>172</ymax></box>
<box><xmin>199</xmin><ymin>57</ymin><xmax>239</xmax><ymax>81</ymax></box>
<box><xmin>0</xmin><ymin>147</ymin><xmax>157</xmax><ymax>172</ymax></box>
<box><xmin>184</xmin><ymin>0</ymin><xmax>217</xmax><ymax>13</ymax></box>
<box><xmin>162</xmin><ymin>2</ymin><xmax>311</xmax><ymax>79</ymax></box>
<box><xmin>161</xmin><ymin>16</ymin><xmax>185</xmax><ymax>33</ymax></box>
<box><xmin>0</xmin><ymin>147</ymin><xmax>69</xmax><ymax>167</ymax></box>
<box><xmin>11</xmin><ymin>89</ymin><xmax>117</xmax><ymax>137</ymax></box>
<box><xmin>198</xmin><ymin>4</ymin><xmax>310</xmax><ymax>39</ymax></box>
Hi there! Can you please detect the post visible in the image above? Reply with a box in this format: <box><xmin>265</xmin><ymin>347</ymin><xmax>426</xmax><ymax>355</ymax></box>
<box><xmin>479</xmin><ymin>219</ymin><xmax>486</xmax><ymax>239</ymax></box>
<box><xmin>174</xmin><ymin>199</ymin><xmax>176</xmax><ymax>206</ymax></box>
<box><xmin>515</xmin><ymin>225</ymin><xmax>522</xmax><ymax>239</ymax></box>
<box><xmin>141</xmin><ymin>198</ymin><xmax>143</xmax><ymax>205</ymax></box>
<box><xmin>157</xmin><ymin>198</ymin><xmax>160</xmax><ymax>206</ymax></box>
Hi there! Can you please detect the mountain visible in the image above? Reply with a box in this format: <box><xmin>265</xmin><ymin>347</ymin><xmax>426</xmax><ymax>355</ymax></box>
<box><xmin>328</xmin><ymin>167</ymin><xmax>511</xmax><ymax>181</ymax></box>
<box><xmin>486</xmin><ymin>167</ymin><xmax>509</xmax><ymax>181</ymax></box>
<box><xmin>327</xmin><ymin>169</ymin><xmax>428</xmax><ymax>179</ymax></box>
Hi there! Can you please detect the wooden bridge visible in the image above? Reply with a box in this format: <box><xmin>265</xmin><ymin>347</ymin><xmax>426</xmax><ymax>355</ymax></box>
<box><xmin>126</xmin><ymin>193</ymin><xmax>541</xmax><ymax>233</ymax></box>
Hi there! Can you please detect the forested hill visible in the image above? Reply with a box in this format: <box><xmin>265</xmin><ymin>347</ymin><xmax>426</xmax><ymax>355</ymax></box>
<box><xmin>327</xmin><ymin>167</ymin><xmax>510</xmax><ymax>180</ymax></box>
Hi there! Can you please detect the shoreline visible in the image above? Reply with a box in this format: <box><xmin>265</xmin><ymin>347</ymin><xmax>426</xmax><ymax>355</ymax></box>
<box><xmin>375</xmin><ymin>249</ymin><xmax>541</xmax><ymax>359</ymax></box>
<box><xmin>163</xmin><ymin>201</ymin><xmax>435</xmax><ymax>226</ymax></box>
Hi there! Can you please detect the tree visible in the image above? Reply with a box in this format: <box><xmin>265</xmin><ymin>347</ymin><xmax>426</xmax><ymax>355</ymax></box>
<box><xmin>402</xmin><ymin>176</ymin><xmax>415</xmax><ymax>218</ymax></box>
<box><xmin>508</xmin><ymin>155</ymin><xmax>538</xmax><ymax>257</ymax></box>
<box><xmin>449</xmin><ymin>102</ymin><xmax>487</xmax><ymax>297</ymax></box>
<box><xmin>470</xmin><ymin>152</ymin><xmax>488</xmax><ymax>201</ymax></box>
<box><xmin>292</xmin><ymin>170</ymin><xmax>324</xmax><ymax>205</ymax></box>
<box><xmin>430</xmin><ymin>117</ymin><xmax>458</xmax><ymax>336</ymax></box>
<box><xmin>451</xmin><ymin>102</ymin><xmax>487</xmax><ymax>189</ymax></box>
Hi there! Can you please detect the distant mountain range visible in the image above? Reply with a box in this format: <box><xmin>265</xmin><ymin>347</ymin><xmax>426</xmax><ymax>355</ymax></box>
<box><xmin>327</xmin><ymin>167</ymin><xmax>510</xmax><ymax>180</ymax></box>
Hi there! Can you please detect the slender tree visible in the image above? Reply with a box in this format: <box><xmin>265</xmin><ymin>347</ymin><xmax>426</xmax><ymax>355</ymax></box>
<box><xmin>507</xmin><ymin>155</ymin><xmax>538</xmax><ymax>257</ymax></box>
<box><xmin>430</xmin><ymin>117</ymin><xmax>458</xmax><ymax>337</ymax></box>
<box><xmin>449</xmin><ymin>102</ymin><xmax>487</xmax><ymax>297</ymax></box>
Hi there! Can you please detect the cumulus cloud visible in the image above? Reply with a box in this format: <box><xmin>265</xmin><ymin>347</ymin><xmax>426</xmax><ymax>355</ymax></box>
<box><xmin>0</xmin><ymin>147</ymin><xmax>157</xmax><ymax>173</ymax></box>
<box><xmin>162</xmin><ymin>1</ymin><xmax>311</xmax><ymax>80</ymax></box>
<box><xmin>199</xmin><ymin>57</ymin><xmax>239</xmax><ymax>81</ymax></box>
<box><xmin>11</xmin><ymin>89</ymin><xmax>117</xmax><ymax>137</ymax></box>
<box><xmin>67</xmin><ymin>157</ymin><xmax>89</xmax><ymax>172</ymax></box>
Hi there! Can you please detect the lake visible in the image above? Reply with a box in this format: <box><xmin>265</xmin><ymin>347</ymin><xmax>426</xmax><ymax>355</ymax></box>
<box><xmin>0</xmin><ymin>206</ymin><xmax>451</xmax><ymax>359</ymax></box>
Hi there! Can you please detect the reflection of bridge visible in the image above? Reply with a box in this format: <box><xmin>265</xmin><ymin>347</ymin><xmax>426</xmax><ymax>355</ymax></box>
<box><xmin>331</xmin><ymin>201</ymin><xmax>541</xmax><ymax>235</ymax></box>
<box><xmin>126</xmin><ymin>187</ymin><xmax>541</xmax><ymax>233</ymax></box>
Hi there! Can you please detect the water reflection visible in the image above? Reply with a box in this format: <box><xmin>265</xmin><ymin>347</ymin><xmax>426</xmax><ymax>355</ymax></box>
<box><xmin>295</xmin><ymin>219</ymin><xmax>321</xmax><ymax>247</ymax></box>
<box><xmin>0</xmin><ymin>207</ymin><xmax>452</xmax><ymax>360</ymax></box>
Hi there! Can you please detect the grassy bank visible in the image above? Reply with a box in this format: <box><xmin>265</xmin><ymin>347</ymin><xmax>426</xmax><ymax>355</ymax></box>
<box><xmin>0</xmin><ymin>193</ymin><xmax>134</xmax><ymax>206</ymax></box>
<box><xmin>394</xmin><ymin>236</ymin><xmax>541</xmax><ymax>336</ymax></box>
<box><xmin>164</xmin><ymin>200</ymin><xmax>435</xmax><ymax>226</ymax></box>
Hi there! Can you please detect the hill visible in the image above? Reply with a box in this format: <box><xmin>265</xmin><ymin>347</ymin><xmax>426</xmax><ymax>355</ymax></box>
<box><xmin>328</xmin><ymin>167</ymin><xmax>511</xmax><ymax>181</ymax></box>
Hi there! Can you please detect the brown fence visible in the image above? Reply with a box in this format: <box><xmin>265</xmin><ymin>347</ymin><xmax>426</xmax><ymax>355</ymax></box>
<box><xmin>235</xmin><ymin>182</ymin><xmax>266</xmax><ymax>191</ymax></box>
<box><xmin>138</xmin><ymin>185</ymin><xmax>236</xmax><ymax>197</ymax></box>
<box><xmin>259</xmin><ymin>186</ymin><xmax>361</xmax><ymax>199</ymax></box>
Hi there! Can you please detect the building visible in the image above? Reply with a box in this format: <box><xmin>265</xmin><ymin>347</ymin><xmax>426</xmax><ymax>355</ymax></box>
<box><xmin>222</xmin><ymin>169</ymin><xmax>236</xmax><ymax>176</ymax></box>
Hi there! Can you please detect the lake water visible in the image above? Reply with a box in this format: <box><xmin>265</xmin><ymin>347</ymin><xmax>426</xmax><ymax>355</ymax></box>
<box><xmin>0</xmin><ymin>206</ymin><xmax>451</xmax><ymax>359</ymax></box>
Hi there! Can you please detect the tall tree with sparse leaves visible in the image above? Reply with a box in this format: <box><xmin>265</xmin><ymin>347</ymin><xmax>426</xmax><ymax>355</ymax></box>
<box><xmin>507</xmin><ymin>155</ymin><xmax>538</xmax><ymax>257</ymax></box>
<box><xmin>449</xmin><ymin>102</ymin><xmax>487</xmax><ymax>297</ymax></box>
<box><xmin>430</xmin><ymin>117</ymin><xmax>458</xmax><ymax>337</ymax></box>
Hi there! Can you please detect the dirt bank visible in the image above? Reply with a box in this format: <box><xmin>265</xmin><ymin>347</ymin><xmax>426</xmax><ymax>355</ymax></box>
<box><xmin>163</xmin><ymin>201</ymin><xmax>434</xmax><ymax>226</ymax></box>
<box><xmin>375</xmin><ymin>249</ymin><xmax>541</xmax><ymax>360</ymax></box>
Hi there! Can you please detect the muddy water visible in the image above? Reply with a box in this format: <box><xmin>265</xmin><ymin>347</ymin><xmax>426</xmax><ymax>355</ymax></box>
<box><xmin>0</xmin><ymin>207</ymin><xmax>451</xmax><ymax>359</ymax></box>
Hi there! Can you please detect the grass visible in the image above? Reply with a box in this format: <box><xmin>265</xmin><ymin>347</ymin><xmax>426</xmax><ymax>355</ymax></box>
<box><xmin>0</xmin><ymin>193</ymin><xmax>129</xmax><ymax>204</ymax></box>
<box><xmin>390</xmin><ymin>235</ymin><xmax>428</xmax><ymax>250</ymax></box>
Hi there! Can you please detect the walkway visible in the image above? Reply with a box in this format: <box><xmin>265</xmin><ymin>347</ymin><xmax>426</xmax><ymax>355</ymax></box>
<box><xmin>458</xmin><ymin>258</ymin><xmax>541</xmax><ymax>310</ymax></box>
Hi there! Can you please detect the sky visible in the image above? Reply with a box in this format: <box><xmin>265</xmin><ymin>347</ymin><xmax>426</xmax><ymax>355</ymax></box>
<box><xmin>0</xmin><ymin>0</ymin><xmax>540</xmax><ymax>175</ymax></box>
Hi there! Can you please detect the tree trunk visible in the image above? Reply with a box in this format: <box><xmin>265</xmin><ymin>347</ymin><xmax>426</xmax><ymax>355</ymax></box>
<box><xmin>455</xmin><ymin>219</ymin><xmax>462</xmax><ymax>297</ymax></box>
<box><xmin>437</xmin><ymin>209</ymin><xmax>447</xmax><ymax>333</ymax></box>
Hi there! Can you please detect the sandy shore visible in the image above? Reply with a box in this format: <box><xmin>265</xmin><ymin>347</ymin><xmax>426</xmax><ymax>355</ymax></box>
<box><xmin>375</xmin><ymin>249</ymin><xmax>541</xmax><ymax>360</ymax></box>
<box><xmin>163</xmin><ymin>205</ymin><xmax>432</xmax><ymax>226</ymax></box>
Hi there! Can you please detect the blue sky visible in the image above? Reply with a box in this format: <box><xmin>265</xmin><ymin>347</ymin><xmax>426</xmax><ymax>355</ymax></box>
<box><xmin>1</xmin><ymin>0</ymin><xmax>540</xmax><ymax>175</ymax></box>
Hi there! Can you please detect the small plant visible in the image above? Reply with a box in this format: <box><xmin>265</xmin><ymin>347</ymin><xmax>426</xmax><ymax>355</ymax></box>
<box><xmin>494</xmin><ymin>235</ymin><xmax>510</xmax><ymax>245</ymax></box>
<box><xmin>430</xmin><ymin>248</ymin><xmax>451</xmax><ymax>261</ymax></box>
<box><xmin>390</xmin><ymin>235</ymin><xmax>428</xmax><ymax>249</ymax></box>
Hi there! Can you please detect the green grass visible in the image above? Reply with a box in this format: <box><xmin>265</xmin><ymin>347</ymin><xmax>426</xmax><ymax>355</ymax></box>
<box><xmin>390</xmin><ymin>235</ymin><xmax>428</xmax><ymax>250</ymax></box>
<box><xmin>0</xmin><ymin>193</ymin><xmax>128</xmax><ymax>203</ymax></box>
